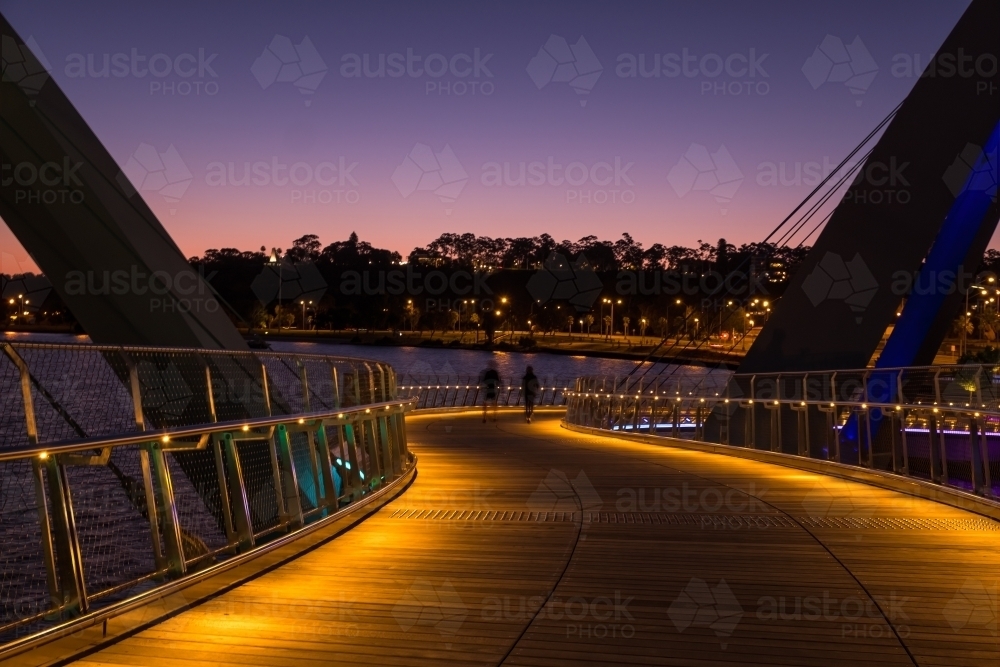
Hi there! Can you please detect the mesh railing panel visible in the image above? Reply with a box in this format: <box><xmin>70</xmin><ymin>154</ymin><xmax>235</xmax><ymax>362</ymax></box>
<box><xmin>209</xmin><ymin>355</ymin><xmax>270</xmax><ymax>423</ymax></box>
<box><xmin>0</xmin><ymin>343</ymin><xmax>394</xmax><ymax>445</ymax></box>
<box><xmin>128</xmin><ymin>351</ymin><xmax>214</xmax><ymax>429</ymax></box>
<box><xmin>0</xmin><ymin>459</ymin><xmax>49</xmax><ymax>635</ymax></box>
<box><xmin>64</xmin><ymin>448</ymin><xmax>159</xmax><ymax>602</ymax></box>
<box><xmin>235</xmin><ymin>440</ymin><xmax>281</xmax><ymax>536</ymax></box>
<box><xmin>166</xmin><ymin>450</ymin><xmax>230</xmax><ymax>556</ymax></box>
<box><xmin>0</xmin><ymin>356</ymin><xmax>29</xmax><ymax>449</ymax></box>
<box><xmin>290</xmin><ymin>431</ymin><xmax>320</xmax><ymax>513</ymax></box>
<box><xmin>260</xmin><ymin>357</ymin><xmax>307</xmax><ymax>416</ymax></box>
<box><xmin>943</xmin><ymin>433</ymin><xmax>976</xmax><ymax>491</ymax></box>
<box><xmin>988</xmin><ymin>435</ymin><xmax>1000</xmax><ymax>497</ymax></box>
<box><xmin>300</xmin><ymin>359</ymin><xmax>336</xmax><ymax>412</ymax></box>
<box><xmin>16</xmin><ymin>347</ymin><xmax>136</xmax><ymax>442</ymax></box>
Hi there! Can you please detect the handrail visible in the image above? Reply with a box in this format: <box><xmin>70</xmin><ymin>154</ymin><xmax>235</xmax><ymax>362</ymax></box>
<box><xmin>0</xmin><ymin>399</ymin><xmax>414</xmax><ymax>463</ymax></box>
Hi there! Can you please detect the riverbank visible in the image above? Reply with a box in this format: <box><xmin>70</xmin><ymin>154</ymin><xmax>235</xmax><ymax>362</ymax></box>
<box><xmin>245</xmin><ymin>328</ymin><xmax>745</xmax><ymax>369</ymax></box>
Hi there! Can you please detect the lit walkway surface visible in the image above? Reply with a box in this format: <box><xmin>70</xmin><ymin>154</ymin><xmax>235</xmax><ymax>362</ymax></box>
<box><xmin>76</xmin><ymin>413</ymin><xmax>998</xmax><ymax>666</ymax></box>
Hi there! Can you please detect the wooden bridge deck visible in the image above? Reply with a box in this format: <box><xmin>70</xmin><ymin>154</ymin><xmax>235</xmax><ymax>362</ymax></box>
<box><xmin>73</xmin><ymin>412</ymin><xmax>998</xmax><ymax>666</ymax></box>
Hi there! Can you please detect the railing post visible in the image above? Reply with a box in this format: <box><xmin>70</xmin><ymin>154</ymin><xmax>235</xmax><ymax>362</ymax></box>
<box><xmin>341</xmin><ymin>421</ymin><xmax>364</xmax><ymax>500</ymax></box>
<box><xmin>939</xmin><ymin>415</ymin><xmax>950</xmax><ymax>484</ymax></box>
<box><xmin>377</xmin><ymin>410</ymin><xmax>396</xmax><ymax>478</ymax></box>
<box><xmin>361</xmin><ymin>418</ymin><xmax>383</xmax><ymax>484</ymax></box>
<box><xmin>31</xmin><ymin>459</ymin><xmax>61</xmax><ymax>615</ymax></box>
<box><xmin>298</xmin><ymin>360</ymin><xmax>311</xmax><ymax>412</ymax></box>
<box><xmin>393</xmin><ymin>410</ymin><xmax>410</xmax><ymax>466</ymax></box>
<box><xmin>261</xmin><ymin>363</ymin><xmax>273</xmax><ymax>416</ymax></box>
<box><xmin>898</xmin><ymin>409</ymin><xmax>909</xmax><ymax>475</ymax></box>
<box><xmin>123</xmin><ymin>352</ymin><xmax>146</xmax><ymax>431</ymax></box>
<box><xmin>2</xmin><ymin>342</ymin><xmax>39</xmax><ymax>444</ymax></box>
<box><xmin>980</xmin><ymin>423</ymin><xmax>994</xmax><ymax>498</ymax></box>
<box><xmin>890</xmin><ymin>410</ymin><xmax>904</xmax><ymax>475</ymax></box>
<box><xmin>43</xmin><ymin>456</ymin><xmax>88</xmax><ymax>615</ymax></box>
<box><xmin>313</xmin><ymin>422</ymin><xmax>339</xmax><ymax>511</ymax></box>
<box><xmin>123</xmin><ymin>352</ymin><xmax>165</xmax><ymax>572</ymax></box>
<box><xmin>221</xmin><ymin>433</ymin><xmax>255</xmax><ymax>551</ymax></box>
<box><xmin>138</xmin><ymin>448</ymin><xmax>165</xmax><ymax>573</ymax></box>
<box><xmin>213</xmin><ymin>435</ymin><xmax>236</xmax><ymax>543</ymax></box>
<box><xmin>204</xmin><ymin>362</ymin><xmax>217</xmax><ymax>422</ymax></box>
<box><xmin>928</xmin><ymin>414</ymin><xmax>943</xmax><ymax>483</ymax></box>
<box><xmin>376</xmin><ymin>364</ymin><xmax>387</xmax><ymax>401</ymax></box>
<box><xmin>143</xmin><ymin>442</ymin><xmax>186</xmax><ymax>576</ymax></box>
<box><xmin>331</xmin><ymin>366</ymin><xmax>341</xmax><ymax>409</ymax></box>
<box><xmin>364</xmin><ymin>363</ymin><xmax>377</xmax><ymax>405</ymax></box>
<box><xmin>274</xmin><ymin>424</ymin><xmax>304</xmax><ymax>529</ymax></box>
<box><xmin>969</xmin><ymin>416</ymin><xmax>988</xmax><ymax>495</ymax></box>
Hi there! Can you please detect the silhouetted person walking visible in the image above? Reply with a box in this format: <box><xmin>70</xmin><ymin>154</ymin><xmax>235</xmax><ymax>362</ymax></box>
<box><xmin>479</xmin><ymin>360</ymin><xmax>501</xmax><ymax>422</ymax></box>
<box><xmin>522</xmin><ymin>366</ymin><xmax>539</xmax><ymax>423</ymax></box>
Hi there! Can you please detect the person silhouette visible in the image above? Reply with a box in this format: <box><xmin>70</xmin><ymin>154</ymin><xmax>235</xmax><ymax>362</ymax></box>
<box><xmin>522</xmin><ymin>365</ymin><xmax>539</xmax><ymax>423</ymax></box>
<box><xmin>478</xmin><ymin>360</ymin><xmax>501</xmax><ymax>423</ymax></box>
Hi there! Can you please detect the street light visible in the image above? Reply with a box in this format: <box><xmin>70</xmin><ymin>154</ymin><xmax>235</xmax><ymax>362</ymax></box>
<box><xmin>299</xmin><ymin>299</ymin><xmax>313</xmax><ymax>329</ymax></box>
<box><xmin>269</xmin><ymin>249</ymin><xmax>283</xmax><ymax>324</ymax></box>
<box><xmin>963</xmin><ymin>275</ymin><xmax>996</xmax><ymax>354</ymax></box>
<box><xmin>602</xmin><ymin>298</ymin><xmax>621</xmax><ymax>341</ymax></box>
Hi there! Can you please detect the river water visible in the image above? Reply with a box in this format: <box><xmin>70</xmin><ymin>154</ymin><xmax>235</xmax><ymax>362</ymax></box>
<box><xmin>2</xmin><ymin>332</ymin><xmax>694</xmax><ymax>385</ymax></box>
<box><xmin>268</xmin><ymin>340</ymin><xmax>650</xmax><ymax>386</ymax></box>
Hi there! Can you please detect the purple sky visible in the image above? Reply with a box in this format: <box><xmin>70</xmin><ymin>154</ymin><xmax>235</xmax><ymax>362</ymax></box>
<box><xmin>0</xmin><ymin>0</ymin><xmax>980</xmax><ymax>273</ymax></box>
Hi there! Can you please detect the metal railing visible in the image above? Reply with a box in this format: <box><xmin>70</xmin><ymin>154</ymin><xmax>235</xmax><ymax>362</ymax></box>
<box><xmin>566</xmin><ymin>364</ymin><xmax>1000</xmax><ymax>500</ymax></box>
<box><xmin>0</xmin><ymin>342</ymin><xmax>413</xmax><ymax>646</ymax></box>
<box><xmin>398</xmin><ymin>374</ymin><xmax>574</xmax><ymax>409</ymax></box>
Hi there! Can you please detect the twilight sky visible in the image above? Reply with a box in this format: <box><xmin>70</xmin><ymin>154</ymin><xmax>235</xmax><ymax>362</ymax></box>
<box><xmin>0</xmin><ymin>0</ymin><xmax>980</xmax><ymax>271</ymax></box>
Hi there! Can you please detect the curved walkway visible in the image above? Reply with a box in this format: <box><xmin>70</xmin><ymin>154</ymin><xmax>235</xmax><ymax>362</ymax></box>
<box><xmin>74</xmin><ymin>412</ymin><xmax>998</xmax><ymax>666</ymax></box>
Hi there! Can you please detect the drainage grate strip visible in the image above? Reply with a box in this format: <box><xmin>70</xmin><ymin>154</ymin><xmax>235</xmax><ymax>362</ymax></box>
<box><xmin>387</xmin><ymin>509</ymin><xmax>998</xmax><ymax>530</ymax></box>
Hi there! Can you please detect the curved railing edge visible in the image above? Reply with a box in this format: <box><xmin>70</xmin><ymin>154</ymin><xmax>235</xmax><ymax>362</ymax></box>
<box><xmin>561</xmin><ymin>419</ymin><xmax>1000</xmax><ymax>522</ymax></box>
<box><xmin>0</xmin><ymin>452</ymin><xmax>417</xmax><ymax>662</ymax></box>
